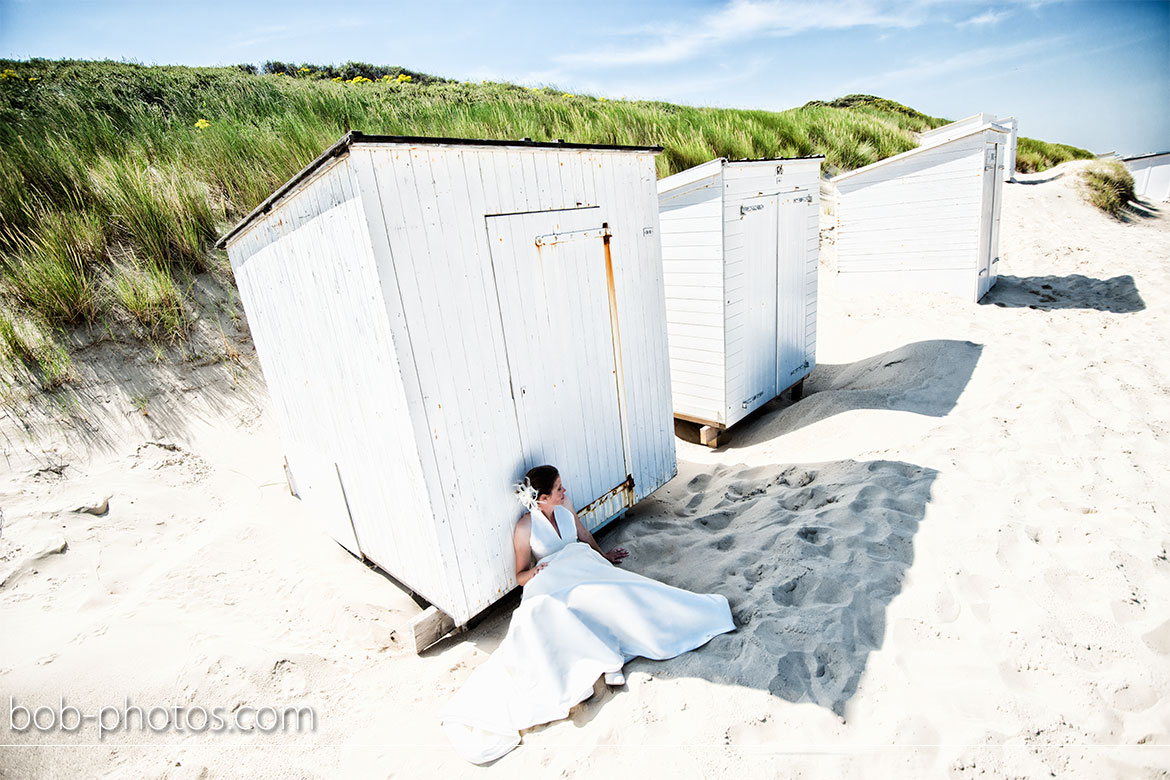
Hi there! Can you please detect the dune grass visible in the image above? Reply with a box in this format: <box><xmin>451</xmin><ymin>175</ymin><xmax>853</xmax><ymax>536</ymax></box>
<box><xmin>0</xmin><ymin>59</ymin><xmax>1093</xmax><ymax>384</ymax></box>
<box><xmin>1016</xmin><ymin>136</ymin><xmax>1094</xmax><ymax>173</ymax></box>
<box><xmin>1079</xmin><ymin>160</ymin><xmax>1137</xmax><ymax>217</ymax></box>
<box><xmin>0</xmin><ymin>310</ymin><xmax>72</xmax><ymax>390</ymax></box>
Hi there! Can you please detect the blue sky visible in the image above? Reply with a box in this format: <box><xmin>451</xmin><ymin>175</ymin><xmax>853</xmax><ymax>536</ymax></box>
<box><xmin>1</xmin><ymin>0</ymin><xmax>1167</xmax><ymax>155</ymax></box>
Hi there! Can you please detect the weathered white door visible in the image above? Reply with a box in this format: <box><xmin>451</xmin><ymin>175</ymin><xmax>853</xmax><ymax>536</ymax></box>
<box><xmin>486</xmin><ymin>207</ymin><xmax>628</xmax><ymax>522</ymax></box>
<box><xmin>775</xmin><ymin>191</ymin><xmax>809</xmax><ymax>391</ymax></box>
<box><xmin>739</xmin><ymin>195</ymin><xmax>778</xmax><ymax>411</ymax></box>
<box><xmin>976</xmin><ymin>143</ymin><xmax>1001</xmax><ymax>300</ymax></box>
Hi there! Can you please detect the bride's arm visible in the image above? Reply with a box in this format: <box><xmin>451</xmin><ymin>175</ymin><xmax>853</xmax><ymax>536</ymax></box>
<box><xmin>513</xmin><ymin>516</ymin><xmax>546</xmax><ymax>585</ymax></box>
<box><xmin>567</xmin><ymin>504</ymin><xmax>629</xmax><ymax>565</ymax></box>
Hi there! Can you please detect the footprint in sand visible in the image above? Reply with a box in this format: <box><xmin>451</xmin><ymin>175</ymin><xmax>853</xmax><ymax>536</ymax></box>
<box><xmin>771</xmin><ymin>571</ymin><xmax>812</xmax><ymax>607</ymax></box>
<box><xmin>928</xmin><ymin>577</ymin><xmax>961</xmax><ymax>623</ymax></box>
<box><xmin>796</xmin><ymin>527</ymin><xmax>835</xmax><ymax>559</ymax></box>
<box><xmin>1141</xmin><ymin>619</ymin><xmax>1170</xmax><ymax>656</ymax></box>
<box><xmin>810</xmin><ymin>578</ymin><xmax>851</xmax><ymax>607</ymax></box>
<box><xmin>769</xmin><ymin>652</ymin><xmax>811</xmax><ymax>702</ymax></box>
<box><xmin>786</xmin><ymin>469</ymin><xmax>815</xmax><ymax>487</ymax></box>
<box><xmin>687</xmin><ymin>473</ymin><xmax>712</xmax><ymax>492</ymax></box>
<box><xmin>696</xmin><ymin>511</ymin><xmax>734</xmax><ymax>531</ymax></box>
<box><xmin>996</xmin><ymin>525</ymin><xmax>1046</xmax><ymax>573</ymax></box>
<box><xmin>777</xmin><ymin>490</ymin><xmax>811</xmax><ymax>512</ymax></box>
<box><xmin>713</xmin><ymin>536</ymin><xmax>735</xmax><ymax>552</ymax></box>
<box><xmin>1110</xmin><ymin>681</ymin><xmax>1159</xmax><ymax>713</ymax></box>
<box><xmin>796</xmin><ymin>526</ymin><xmax>822</xmax><ymax>544</ymax></box>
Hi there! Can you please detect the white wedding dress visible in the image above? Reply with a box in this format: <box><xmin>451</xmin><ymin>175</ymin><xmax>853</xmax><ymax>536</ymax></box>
<box><xmin>440</xmin><ymin>504</ymin><xmax>736</xmax><ymax>764</ymax></box>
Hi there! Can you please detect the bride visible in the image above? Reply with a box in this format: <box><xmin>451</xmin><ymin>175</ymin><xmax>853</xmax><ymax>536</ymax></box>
<box><xmin>441</xmin><ymin>465</ymin><xmax>736</xmax><ymax>764</ymax></box>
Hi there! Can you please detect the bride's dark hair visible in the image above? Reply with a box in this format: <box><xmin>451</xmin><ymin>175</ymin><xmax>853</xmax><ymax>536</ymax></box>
<box><xmin>524</xmin><ymin>465</ymin><xmax>559</xmax><ymax>498</ymax></box>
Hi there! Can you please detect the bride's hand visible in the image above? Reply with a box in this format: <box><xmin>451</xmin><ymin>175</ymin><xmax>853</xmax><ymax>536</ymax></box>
<box><xmin>604</xmin><ymin>547</ymin><xmax>629</xmax><ymax>564</ymax></box>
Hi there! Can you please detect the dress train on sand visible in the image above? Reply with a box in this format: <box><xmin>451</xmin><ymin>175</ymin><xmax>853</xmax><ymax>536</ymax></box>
<box><xmin>440</xmin><ymin>504</ymin><xmax>735</xmax><ymax>764</ymax></box>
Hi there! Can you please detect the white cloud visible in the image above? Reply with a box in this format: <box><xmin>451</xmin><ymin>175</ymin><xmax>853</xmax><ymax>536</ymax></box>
<box><xmin>959</xmin><ymin>9</ymin><xmax>1013</xmax><ymax>27</ymax></box>
<box><xmin>833</xmin><ymin>36</ymin><xmax>1065</xmax><ymax>93</ymax></box>
<box><xmin>554</xmin><ymin>0</ymin><xmax>939</xmax><ymax>68</ymax></box>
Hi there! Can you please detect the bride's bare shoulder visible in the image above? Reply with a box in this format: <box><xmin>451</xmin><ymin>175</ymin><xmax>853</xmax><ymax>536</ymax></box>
<box><xmin>513</xmin><ymin>513</ymin><xmax>532</xmax><ymax>536</ymax></box>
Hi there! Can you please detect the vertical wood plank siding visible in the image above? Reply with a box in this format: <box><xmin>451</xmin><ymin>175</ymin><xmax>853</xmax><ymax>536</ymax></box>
<box><xmin>832</xmin><ymin>129</ymin><xmax>1007</xmax><ymax>301</ymax></box>
<box><xmin>232</xmin><ymin>158</ymin><xmax>446</xmax><ymax>609</ymax></box>
<box><xmin>658</xmin><ymin>159</ymin><xmax>821</xmax><ymax>428</ymax></box>
<box><xmin>722</xmin><ymin>161</ymin><xmax>820</xmax><ymax>425</ymax></box>
<box><xmin>228</xmin><ymin>140</ymin><xmax>675</xmax><ymax>625</ymax></box>
<box><xmin>658</xmin><ymin>171</ymin><xmax>725</xmax><ymax>422</ymax></box>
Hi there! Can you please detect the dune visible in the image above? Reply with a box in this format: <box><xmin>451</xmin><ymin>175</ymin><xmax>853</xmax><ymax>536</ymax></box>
<box><xmin>1</xmin><ymin>159</ymin><xmax>1169</xmax><ymax>778</ymax></box>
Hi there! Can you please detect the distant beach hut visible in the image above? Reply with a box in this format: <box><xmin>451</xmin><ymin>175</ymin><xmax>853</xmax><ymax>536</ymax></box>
<box><xmin>216</xmin><ymin>132</ymin><xmax>676</xmax><ymax>642</ymax></box>
<box><xmin>1122</xmin><ymin>152</ymin><xmax>1170</xmax><ymax>202</ymax></box>
<box><xmin>657</xmin><ymin>157</ymin><xmax>822</xmax><ymax>445</ymax></box>
<box><xmin>829</xmin><ymin>120</ymin><xmax>1011</xmax><ymax>302</ymax></box>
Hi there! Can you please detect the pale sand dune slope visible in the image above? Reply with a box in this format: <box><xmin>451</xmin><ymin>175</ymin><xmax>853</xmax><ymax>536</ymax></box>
<box><xmin>1</xmin><ymin>160</ymin><xmax>1169</xmax><ymax>778</ymax></box>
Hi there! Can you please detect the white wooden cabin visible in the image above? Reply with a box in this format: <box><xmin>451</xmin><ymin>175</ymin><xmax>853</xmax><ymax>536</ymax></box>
<box><xmin>216</xmin><ymin>132</ymin><xmax>676</xmax><ymax>630</ymax></box>
<box><xmin>1123</xmin><ymin>152</ymin><xmax>1170</xmax><ymax>202</ymax></box>
<box><xmin>830</xmin><ymin>122</ymin><xmax>1010</xmax><ymax>302</ymax></box>
<box><xmin>657</xmin><ymin>157</ymin><xmax>822</xmax><ymax>438</ymax></box>
<box><xmin>920</xmin><ymin>113</ymin><xmax>1017</xmax><ymax>181</ymax></box>
<box><xmin>997</xmin><ymin>117</ymin><xmax>1018</xmax><ymax>182</ymax></box>
<box><xmin>918</xmin><ymin>113</ymin><xmax>996</xmax><ymax>144</ymax></box>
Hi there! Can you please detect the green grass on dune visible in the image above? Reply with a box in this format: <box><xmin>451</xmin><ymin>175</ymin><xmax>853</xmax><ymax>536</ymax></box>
<box><xmin>1016</xmin><ymin>136</ymin><xmax>1094</xmax><ymax>173</ymax></box>
<box><xmin>1079</xmin><ymin>160</ymin><xmax>1136</xmax><ymax>218</ymax></box>
<box><xmin>0</xmin><ymin>59</ymin><xmax>1095</xmax><ymax>383</ymax></box>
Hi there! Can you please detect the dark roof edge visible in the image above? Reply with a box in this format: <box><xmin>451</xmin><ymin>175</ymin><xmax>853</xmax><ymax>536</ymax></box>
<box><xmin>215</xmin><ymin>131</ymin><xmax>664</xmax><ymax>249</ymax></box>
<box><xmin>215</xmin><ymin>131</ymin><xmax>356</xmax><ymax>249</ymax></box>
<box><xmin>1120</xmin><ymin>151</ymin><xmax>1170</xmax><ymax>162</ymax></box>
<box><xmin>348</xmin><ymin>131</ymin><xmax>662</xmax><ymax>154</ymax></box>
<box><xmin>725</xmin><ymin>155</ymin><xmax>826</xmax><ymax>164</ymax></box>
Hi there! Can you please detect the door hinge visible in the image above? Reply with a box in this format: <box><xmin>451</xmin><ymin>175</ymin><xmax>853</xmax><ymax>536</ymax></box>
<box><xmin>534</xmin><ymin>227</ymin><xmax>610</xmax><ymax>246</ymax></box>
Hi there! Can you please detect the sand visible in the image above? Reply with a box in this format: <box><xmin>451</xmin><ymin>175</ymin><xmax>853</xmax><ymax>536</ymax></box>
<box><xmin>1</xmin><ymin>160</ymin><xmax>1169</xmax><ymax>778</ymax></box>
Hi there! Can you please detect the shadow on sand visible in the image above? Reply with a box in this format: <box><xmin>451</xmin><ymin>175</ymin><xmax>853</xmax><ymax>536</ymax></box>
<box><xmin>619</xmin><ymin>458</ymin><xmax>938</xmax><ymax>717</ymax></box>
<box><xmin>0</xmin><ymin>273</ymin><xmax>267</xmax><ymax>463</ymax></box>
<box><xmin>1120</xmin><ymin>199</ymin><xmax>1162</xmax><ymax>223</ymax></box>
<box><xmin>1014</xmin><ymin>172</ymin><xmax>1065</xmax><ymax>185</ymax></box>
<box><xmin>678</xmin><ymin>339</ymin><xmax>981</xmax><ymax>451</ymax></box>
<box><xmin>982</xmin><ymin>274</ymin><xmax>1145</xmax><ymax>313</ymax></box>
<box><xmin>446</xmin><ymin>458</ymin><xmax>938</xmax><ymax>722</ymax></box>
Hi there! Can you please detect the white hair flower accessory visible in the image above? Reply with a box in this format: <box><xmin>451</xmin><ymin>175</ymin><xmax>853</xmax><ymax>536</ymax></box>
<box><xmin>513</xmin><ymin>478</ymin><xmax>541</xmax><ymax>513</ymax></box>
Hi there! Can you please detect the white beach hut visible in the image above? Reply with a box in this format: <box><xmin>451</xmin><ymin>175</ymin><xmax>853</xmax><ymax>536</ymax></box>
<box><xmin>657</xmin><ymin>157</ymin><xmax>822</xmax><ymax>444</ymax></box>
<box><xmin>998</xmin><ymin>117</ymin><xmax>1018</xmax><ymax>182</ymax></box>
<box><xmin>919</xmin><ymin>113</ymin><xmax>1017</xmax><ymax>182</ymax></box>
<box><xmin>216</xmin><ymin>132</ymin><xmax>676</xmax><ymax>637</ymax></box>
<box><xmin>1123</xmin><ymin>152</ymin><xmax>1170</xmax><ymax>202</ymax></box>
<box><xmin>917</xmin><ymin>113</ymin><xmax>997</xmax><ymax>144</ymax></box>
<box><xmin>830</xmin><ymin>121</ymin><xmax>1010</xmax><ymax>302</ymax></box>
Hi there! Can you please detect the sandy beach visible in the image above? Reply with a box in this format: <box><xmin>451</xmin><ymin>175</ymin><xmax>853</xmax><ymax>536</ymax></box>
<box><xmin>2</xmin><ymin>160</ymin><xmax>1169</xmax><ymax>778</ymax></box>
